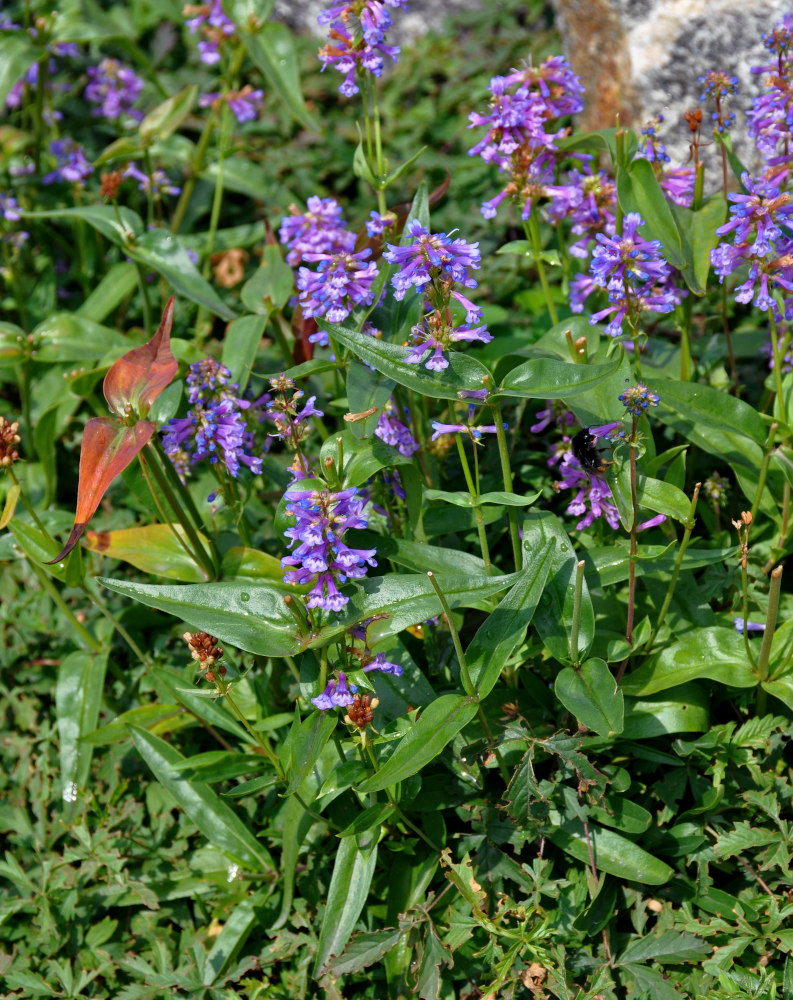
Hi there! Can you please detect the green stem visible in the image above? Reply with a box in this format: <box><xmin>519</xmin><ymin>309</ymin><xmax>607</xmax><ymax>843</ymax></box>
<box><xmin>134</xmin><ymin>262</ymin><xmax>152</xmax><ymax>333</ymax></box>
<box><xmin>722</xmin><ymin>285</ymin><xmax>738</xmax><ymax>394</ymax></box>
<box><xmin>222</xmin><ymin>684</ymin><xmax>284</xmax><ymax>780</ymax></box>
<box><xmin>171</xmin><ymin>113</ymin><xmax>217</xmax><ymax>235</ymax></box>
<box><xmin>490</xmin><ymin>400</ymin><xmax>521</xmax><ymax>570</ymax></box>
<box><xmin>216</xmin><ymin>465</ymin><xmax>253</xmax><ymax>547</ymax></box>
<box><xmin>679</xmin><ymin>297</ymin><xmax>693</xmax><ymax>383</ymax></box>
<box><xmin>9</xmin><ymin>468</ymin><xmax>49</xmax><ymax>537</ymax></box>
<box><xmin>28</xmin><ymin>560</ymin><xmax>101</xmax><ymax>652</ymax></box>
<box><xmin>363</xmin><ymin>743</ymin><xmax>440</xmax><ymax>852</ymax></box>
<box><xmin>646</xmin><ymin>484</ymin><xmax>701</xmax><ymax>651</ymax></box>
<box><xmin>569</xmin><ymin>560</ymin><xmax>585</xmax><ymax>666</ymax></box>
<box><xmin>427</xmin><ymin>572</ymin><xmax>474</xmax><ymax>696</ymax></box>
<box><xmin>769</xmin><ymin>309</ymin><xmax>788</xmax><ymax>427</ymax></box>
<box><xmin>750</xmin><ymin>422</ymin><xmax>778</xmax><ymax>524</ymax></box>
<box><xmin>272</xmin><ymin>312</ymin><xmax>297</xmax><ymax>366</ymax></box>
<box><xmin>524</xmin><ymin>211</ymin><xmax>558</xmax><ymax>324</ymax></box>
<box><xmin>455</xmin><ymin>436</ymin><xmax>491</xmax><ymax>572</ymax></box>
<box><xmin>33</xmin><ymin>55</ymin><xmax>47</xmax><ymax>175</ymax></box>
<box><xmin>755</xmin><ymin>565</ymin><xmax>782</xmax><ymax>689</ymax></box>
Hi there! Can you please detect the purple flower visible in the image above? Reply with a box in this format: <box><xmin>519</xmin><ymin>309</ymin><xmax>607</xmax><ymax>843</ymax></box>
<box><xmin>0</xmin><ymin>195</ymin><xmax>21</xmax><ymax>223</ymax></box>
<box><xmin>279</xmin><ymin>196</ymin><xmax>355</xmax><ymax>267</ymax></box>
<box><xmin>583</xmin><ymin>213</ymin><xmax>679</xmax><ymax>337</ymax></box>
<box><xmin>530</xmin><ymin>401</ymin><xmax>575</xmax><ymax>434</ymax></box>
<box><xmin>363</xmin><ymin>652</ymin><xmax>403</xmax><ymax>675</ymax></box>
<box><xmin>502</xmin><ymin>54</ymin><xmax>585</xmax><ymax>117</ymax></box>
<box><xmin>375</xmin><ymin>400</ymin><xmax>418</xmax><ymax>456</ymax></box>
<box><xmin>734</xmin><ymin>618</ymin><xmax>766</xmax><ymax>634</ymax></box>
<box><xmin>124</xmin><ymin>163</ymin><xmax>181</xmax><ymax>197</ymax></box>
<box><xmin>468</xmin><ymin>76</ymin><xmax>552</xmax><ymax>160</ymax></box>
<box><xmin>163</xmin><ymin>359</ymin><xmax>264</xmax><ymax>482</ymax></box>
<box><xmin>297</xmin><ymin>247</ymin><xmax>379</xmax><ymax>346</ymax></box>
<box><xmin>282</xmin><ymin>483</ymin><xmax>377</xmax><ymax>612</ymax></box>
<box><xmin>43</xmin><ymin>139</ymin><xmax>93</xmax><ymax>184</ymax></box>
<box><xmin>265</xmin><ymin>376</ymin><xmax>324</xmax><ymax>450</ymax></box>
<box><xmin>365</xmin><ymin>210</ymin><xmax>393</xmax><ymax>236</ymax></box>
<box><xmin>385</xmin><ymin>220</ymin><xmax>482</xmax><ymax>299</ymax></box>
<box><xmin>318</xmin><ymin>2</ymin><xmax>407</xmax><ymax>96</ymax></box>
<box><xmin>85</xmin><ymin>58</ymin><xmax>143</xmax><ymax>120</ymax></box>
<box><xmin>555</xmin><ymin>452</ymin><xmax>620</xmax><ymax>531</ymax></box>
<box><xmin>185</xmin><ymin>1</ymin><xmax>236</xmax><ymax>65</ymax></box>
<box><xmin>431</xmin><ymin>405</ymin><xmax>501</xmax><ymax>442</ymax></box>
<box><xmin>200</xmin><ymin>86</ymin><xmax>264</xmax><ymax>123</ymax></box>
<box><xmin>312</xmin><ymin>671</ymin><xmax>357</xmax><ymax>709</ymax></box>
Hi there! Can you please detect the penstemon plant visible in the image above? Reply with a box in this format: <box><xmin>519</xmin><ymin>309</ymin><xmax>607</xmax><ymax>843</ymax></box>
<box><xmin>1</xmin><ymin>1</ymin><xmax>793</xmax><ymax>998</ymax></box>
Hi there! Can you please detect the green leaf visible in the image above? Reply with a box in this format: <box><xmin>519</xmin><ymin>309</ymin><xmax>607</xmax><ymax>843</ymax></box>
<box><xmin>353</xmin><ymin>133</ymin><xmax>378</xmax><ymax>186</ymax></box>
<box><xmin>240</xmin><ymin>243</ymin><xmax>293</xmax><ymax>314</ymax></box>
<box><xmin>172</xmin><ymin>751</ymin><xmax>267</xmax><ymax>782</ymax></box>
<box><xmin>423</xmin><ymin>488</ymin><xmax>540</xmax><ymax>508</ymax></box>
<box><xmin>33</xmin><ymin>313</ymin><xmax>131</xmax><ymax>363</ymax></box>
<box><xmin>494</xmin><ymin>356</ymin><xmax>622</xmax><ymax>400</ymax></box>
<box><xmin>612</xmin><ymin>467</ymin><xmax>693</xmax><ymax>526</ymax></box>
<box><xmin>326</xmin><ymin>928</ymin><xmax>403</xmax><ymax>977</ymax></box>
<box><xmin>618</xmin><ymin>930</ymin><xmax>710</xmax><ymax>965</ymax></box>
<box><xmin>130</xmin><ymin>726</ymin><xmax>275</xmax><ymax>871</ymax></box>
<box><xmin>203</xmin><ymin>892</ymin><xmax>265</xmax><ymax>986</ymax></box>
<box><xmin>346</xmin><ymin>360</ymin><xmax>395</xmax><ymax>440</ymax></box>
<box><xmin>128</xmin><ymin>229</ymin><xmax>236</xmax><ymax>319</ymax></box>
<box><xmin>337</xmin><ymin>802</ymin><xmax>394</xmax><ymax>838</ymax></box>
<box><xmin>522</xmin><ymin>511</ymin><xmax>594</xmax><ymax>664</ymax></box>
<box><xmin>548</xmin><ymin>815</ymin><xmax>673</xmax><ymax>884</ymax></box>
<box><xmin>621</xmin><ymin>628</ymin><xmax>758</xmax><ymax>696</ymax></box>
<box><xmin>673</xmin><ymin>197</ymin><xmax>728</xmax><ymax>291</ymax></box>
<box><xmin>646</xmin><ymin>376</ymin><xmax>766</xmax><ymax>448</ymax></box>
<box><xmin>56</xmin><ymin>649</ymin><xmax>109</xmax><ymax>803</ymax></box>
<box><xmin>326</xmin><ymin>321</ymin><xmax>492</xmax><ymax>400</ymax></box>
<box><xmin>284</xmin><ymin>711</ymin><xmax>337</xmax><ymax>795</ymax></box>
<box><xmin>352</xmin><ymin>532</ymin><xmax>489</xmax><ymax>577</ymax></box>
<box><xmin>307</xmin><ymin>572</ymin><xmax>518</xmax><ymax>649</ymax></box>
<box><xmin>466</xmin><ymin>542</ymin><xmax>553</xmax><ymax>699</ymax></box>
<box><xmin>617</xmin><ymin>157</ymin><xmax>686</xmax><ymax>272</ymax></box>
<box><xmin>23</xmin><ymin>205</ymin><xmax>143</xmax><ymax>246</ymax></box>
<box><xmin>272</xmin><ymin>793</ymin><xmax>316</xmax><ymax>930</ymax></box>
<box><xmin>221</xmin><ymin>314</ymin><xmax>266</xmax><ymax>393</ymax></box>
<box><xmin>0</xmin><ymin>33</ymin><xmax>38</xmax><ymax>109</ymax></box>
<box><xmin>556</xmin><ymin>127</ymin><xmax>637</xmax><ymax>163</ymax></box>
<box><xmin>82</xmin><ymin>704</ymin><xmax>187</xmax><ymax>744</ymax></box>
<box><xmin>75</xmin><ymin>262</ymin><xmax>139</xmax><ymax>322</ymax></box>
<box><xmin>139</xmin><ymin>84</ymin><xmax>199</xmax><ymax>144</ymax></box>
<box><xmin>555</xmin><ymin>658</ymin><xmax>624</xmax><ymax>738</ymax></box>
<box><xmin>357</xmin><ymin>694</ymin><xmax>479</xmax><ymax>793</ymax></box>
<box><xmin>622</xmin><ymin>683</ymin><xmax>709</xmax><ymax>738</ymax></box>
<box><xmin>240</xmin><ymin>23</ymin><xmax>319</xmax><ymax>131</ymax></box>
<box><xmin>313</xmin><ymin>834</ymin><xmax>378</xmax><ymax>977</ymax></box>
<box><xmin>762</xmin><ymin>676</ymin><xmax>793</xmax><ymax>713</ymax></box>
<box><xmin>98</xmin><ymin>577</ymin><xmax>302</xmax><ymax>658</ymax></box>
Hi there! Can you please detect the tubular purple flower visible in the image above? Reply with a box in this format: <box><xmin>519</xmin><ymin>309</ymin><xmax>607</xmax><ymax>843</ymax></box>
<box><xmin>375</xmin><ymin>400</ymin><xmax>418</xmax><ymax>456</ymax></box>
<box><xmin>43</xmin><ymin>139</ymin><xmax>93</xmax><ymax>184</ymax></box>
<box><xmin>282</xmin><ymin>483</ymin><xmax>377</xmax><ymax>612</ymax></box>
<box><xmin>385</xmin><ymin>220</ymin><xmax>482</xmax><ymax>299</ymax></box>
<box><xmin>85</xmin><ymin>58</ymin><xmax>144</xmax><ymax>120</ymax></box>
<box><xmin>312</xmin><ymin>671</ymin><xmax>358</xmax><ymax>709</ymax></box>
<box><xmin>317</xmin><ymin>2</ymin><xmax>406</xmax><ymax>96</ymax></box>
<box><xmin>363</xmin><ymin>652</ymin><xmax>403</xmax><ymax>675</ymax></box>
<box><xmin>279</xmin><ymin>196</ymin><xmax>355</xmax><ymax>267</ymax></box>
<box><xmin>297</xmin><ymin>247</ymin><xmax>379</xmax><ymax>346</ymax></box>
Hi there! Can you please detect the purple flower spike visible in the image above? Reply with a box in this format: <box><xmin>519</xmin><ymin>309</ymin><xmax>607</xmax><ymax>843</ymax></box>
<box><xmin>375</xmin><ymin>400</ymin><xmax>418</xmax><ymax>456</ymax></box>
<box><xmin>297</xmin><ymin>247</ymin><xmax>379</xmax><ymax>346</ymax></box>
<box><xmin>317</xmin><ymin>1</ymin><xmax>408</xmax><ymax>96</ymax></box>
<box><xmin>43</xmin><ymin>139</ymin><xmax>93</xmax><ymax>184</ymax></box>
<box><xmin>282</xmin><ymin>482</ymin><xmax>377</xmax><ymax>613</ymax></box>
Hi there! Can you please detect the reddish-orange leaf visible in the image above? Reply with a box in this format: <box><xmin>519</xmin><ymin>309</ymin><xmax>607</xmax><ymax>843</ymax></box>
<box><xmin>103</xmin><ymin>296</ymin><xmax>178</xmax><ymax>419</ymax></box>
<box><xmin>47</xmin><ymin>417</ymin><xmax>156</xmax><ymax>563</ymax></box>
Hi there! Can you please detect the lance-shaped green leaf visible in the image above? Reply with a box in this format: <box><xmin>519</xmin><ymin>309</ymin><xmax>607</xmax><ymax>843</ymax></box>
<box><xmin>357</xmin><ymin>694</ymin><xmax>479</xmax><ymax>793</ymax></box>
<box><xmin>139</xmin><ymin>84</ymin><xmax>199</xmax><ymax>144</ymax></box>
<box><xmin>83</xmin><ymin>523</ymin><xmax>209</xmax><ymax>582</ymax></box>
<box><xmin>548</xmin><ymin>814</ymin><xmax>673</xmax><ymax>884</ymax></box>
<box><xmin>56</xmin><ymin>648</ymin><xmax>109</xmax><ymax>805</ymax></box>
<box><xmin>466</xmin><ymin>542</ymin><xmax>553</xmax><ymax>699</ymax></box>
<box><xmin>555</xmin><ymin>657</ymin><xmax>624</xmax><ymax>738</ymax></box>
<box><xmin>98</xmin><ymin>577</ymin><xmax>303</xmax><ymax>657</ymax></box>
<box><xmin>326</xmin><ymin>321</ymin><xmax>492</xmax><ymax>400</ymax></box>
<box><xmin>0</xmin><ymin>33</ymin><xmax>38</xmax><ymax>108</ymax></box>
<box><xmin>48</xmin><ymin>417</ymin><xmax>156</xmax><ymax>563</ymax></box>
<box><xmin>240</xmin><ymin>23</ymin><xmax>319</xmax><ymax>132</ymax></box>
<box><xmin>130</xmin><ymin>727</ymin><xmax>275</xmax><ymax>873</ymax></box>
<box><xmin>617</xmin><ymin>157</ymin><xmax>686</xmax><ymax>273</ymax></box>
<box><xmin>494</xmin><ymin>356</ymin><xmax>622</xmax><ymax>400</ymax></box>
<box><xmin>103</xmin><ymin>297</ymin><xmax>178</xmax><ymax>418</ymax></box>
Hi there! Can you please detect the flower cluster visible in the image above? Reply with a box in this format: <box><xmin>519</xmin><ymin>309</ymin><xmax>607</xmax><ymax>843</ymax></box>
<box><xmin>383</xmin><ymin>220</ymin><xmax>489</xmax><ymax>370</ymax></box>
<box><xmin>162</xmin><ymin>359</ymin><xmax>264</xmax><ymax>482</ymax></box>
<box><xmin>317</xmin><ymin>0</ymin><xmax>409</xmax><ymax>96</ymax></box>
<box><xmin>575</xmin><ymin>212</ymin><xmax>681</xmax><ymax>338</ymax></box>
<box><xmin>279</xmin><ymin>196</ymin><xmax>356</xmax><ymax>268</ymax></box>
<box><xmin>297</xmin><ymin>247</ymin><xmax>379</xmax><ymax>347</ymax></box>
<box><xmin>184</xmin><ymin>1</ymin><xmax>236</xmax><ymax>66</ymax></box>
<box><xmin>698</xmin><ymin>69</ymin><xmax>738</xmax><ymax>134</ymax></box>
<box><xmin>710</xmin><ymin>172</ymin><xmax>793</xmax><ymax>316</ymax></box>
<box><xmin>431</xmin><ymin>404</ymin><xmax>501</xmax><ymax>443</ymax></box>
<box><xmin>199</xmin><ymin>86</ymin><xmax>264</xmax><ymax>124</ymax></box>
<box><xmin>85</xmin><ymin>58</ymin><xmax>144</xmax><ymax>120</ymax></box>
<box><xmin>0</xmin><ymin>417</ymin><xmax>21</xmax><ymax>468</ymax></box>
<box><xmin>467</xmin><ymin>54</ymin><xmax>584</xmax><ymax>220</ymax></box>
<box><xmin>124</xmin><ymin>163</ymin><xmax>181</xmax><ymax>198</ymax></box>
<box><xmin>43</xmin><ymin>139</ymin><xmax>93</xmax><ymax>185</ymax></box>
<box><xmin>282</xmin><ymin>483</ymin><xmax>377</xmax><ymax>612</ymax></box>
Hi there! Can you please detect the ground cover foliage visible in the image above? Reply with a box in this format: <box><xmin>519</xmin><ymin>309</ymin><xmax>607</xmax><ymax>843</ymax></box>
<box><xmin>1</xmin><ymin>0</ymin><xmax>793</xmax><ymax>997</ymax></box>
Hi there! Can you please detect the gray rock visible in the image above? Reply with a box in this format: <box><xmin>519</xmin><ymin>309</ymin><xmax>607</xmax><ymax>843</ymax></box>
<box><xmin>551</xmin><ymin>0</ymin><xmax>792</xmax><ymax>179</ymax></box>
